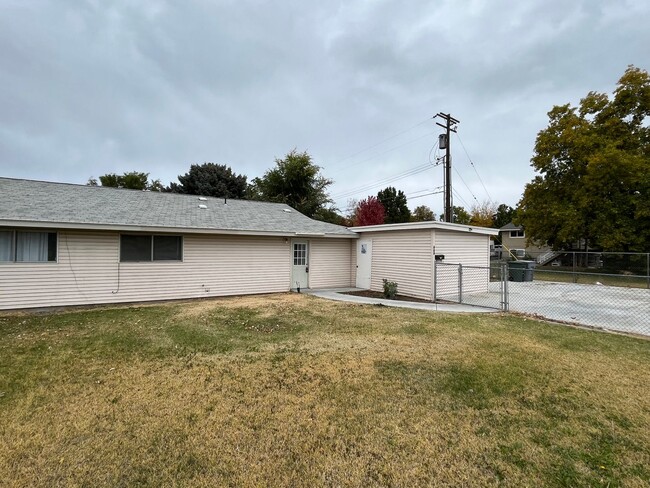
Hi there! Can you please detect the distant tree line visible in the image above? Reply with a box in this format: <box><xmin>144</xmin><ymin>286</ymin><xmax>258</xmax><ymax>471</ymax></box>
<box><xmin>87</xmin><ymin>65</ymin><xmax>649</xmax><ymax>251</ymax></box>
<box><xmin>88</xmin><ymin>153</ymin><xmax>515</xmax><ymax>230</ymax></box>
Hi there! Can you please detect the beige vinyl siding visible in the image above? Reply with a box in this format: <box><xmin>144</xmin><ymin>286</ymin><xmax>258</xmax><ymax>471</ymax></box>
<box><xmin>350</xmin><ymin>239</ymin><xmax>357</xmax><ymax>286</ymax></box>
<box><xmin>434</xmin><ymin>230</ymin><xmax>490</xmax><ymax>297</ymax></box>
<box><xmin>0</xmin><ymin>231</ymin><xmax>292</xmax><ymax>310</ymax></box>
<box><xmin>367</xmin><ymin>230</ymin><xmax>433</xmax><ymax>300</ymax></box>
<box><xmin>309</xmin><ymin>238</ymin><xmax>353</xmax><ymax>288</ymax></box>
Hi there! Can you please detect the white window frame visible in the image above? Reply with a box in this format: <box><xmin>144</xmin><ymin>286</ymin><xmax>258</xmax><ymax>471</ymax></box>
<box><xmin>510</xmin><ymin>229</ymin><xmax>525</xmax><ymax>238</ymax></box>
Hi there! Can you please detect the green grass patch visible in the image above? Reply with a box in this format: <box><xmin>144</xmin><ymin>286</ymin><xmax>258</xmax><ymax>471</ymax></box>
<box><xmin>1</xmin><ymin>294</ymin><xmax>649</xmax><ymax>487</ymax></box>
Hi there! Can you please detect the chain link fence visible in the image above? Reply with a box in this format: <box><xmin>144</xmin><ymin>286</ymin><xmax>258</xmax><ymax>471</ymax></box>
<box><xmin>434</xmin><ymin>262</ymin><xmax>506</xmax><ymax>311</ymax></box>
<box><xmin>435</xmin><ymin>261</ymin><xmax>650</xmax><ymax>337</ymax></box>
<box><xmin>493</xmin><ymin>251</ymin><xmax>650</xmax><ymax>289</ymax></box>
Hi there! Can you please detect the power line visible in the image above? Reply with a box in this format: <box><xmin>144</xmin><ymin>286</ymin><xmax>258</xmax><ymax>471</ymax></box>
<box><xmin>452</xmin><ymin>188</ymin><xmax>470</xmax><ymax>208</ymax></box>
<box><xmin>454</xmin><ymin>133</ymin><xmax>494</xmax><ymax>204</ymax></box>
<box><xmin>332</xmin><ymin>162</ymin><xmax>434</xmax><ymax>200</ymax></box>
<box><xmin>327</xmin><ymin>118</ymin><xmax>431</xmax><ymax>168</ymax></box>
<box><xmin>453</xmin><ymin>166</ymin><xmax>479</xmax><ymax>205</ymax></box>
<box><xmin>329</xmin><ymin>131</ymin><xmax>436</xmax><ymax>175</ymax></box>
<box><xmin>407</xmin><ymin>189</ymin><xmax>444</xmax><ymax>201</ymax></box>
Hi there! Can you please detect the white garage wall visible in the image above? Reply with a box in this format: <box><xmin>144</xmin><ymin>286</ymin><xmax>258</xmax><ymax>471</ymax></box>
<box><xmin>433</xmin><ymin>230</ymin><xmax>490</xmax><ymax>297</ymax></box>
<box><xmin>309</xmin><ymin>238</ymin><xmax>354</xmax><ymax>288</ymax></box>
<box><xmin>367</xmin><ymin>230</ymin><xmax>433</xmax><ymax>300</ymax></box>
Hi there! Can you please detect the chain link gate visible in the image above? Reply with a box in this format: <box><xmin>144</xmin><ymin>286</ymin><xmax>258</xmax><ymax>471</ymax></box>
<box><xmin>434</xmin><ymin>262</ymin><xmax>508</xmax><ymax>311</ymax></box>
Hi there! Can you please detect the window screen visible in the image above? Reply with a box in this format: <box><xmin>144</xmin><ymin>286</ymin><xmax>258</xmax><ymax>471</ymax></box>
<box><xmin>153</xmin><ymin>236</ymin><xmax>182</xmax><ymax>261</ymax></box>
<box><xmin>120</xmin><ymin>235</ymin><xmax>152</xmax><ymax>262</ymax></box>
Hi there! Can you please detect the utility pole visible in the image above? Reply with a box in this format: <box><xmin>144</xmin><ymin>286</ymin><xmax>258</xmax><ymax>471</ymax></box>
<box><xmin>434</xmin><ymin>113</ymin><xmax>459</xmax><ymax>222</ymax></box>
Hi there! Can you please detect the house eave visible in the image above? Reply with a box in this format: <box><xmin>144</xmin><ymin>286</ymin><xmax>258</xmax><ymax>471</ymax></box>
<box><xmin>0</xmin><ymin>219</ymin><xmax>358</xmax><ymax>238</ymax></box>
<box><xmin>348</xmin><ymin>221</ymin><xmax>498</xmax><ymax>236</ymax></box>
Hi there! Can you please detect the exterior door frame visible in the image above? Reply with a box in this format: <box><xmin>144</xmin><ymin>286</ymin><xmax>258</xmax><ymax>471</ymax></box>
<box><xmin>355</xmin><ymin>239</ymin><xmax>372</xmax><ymax>289</ymax></box>
<box><xmin>291</xmin><ymin>239</ymin><xmax>309</xmax><ymax>290</ymax></box>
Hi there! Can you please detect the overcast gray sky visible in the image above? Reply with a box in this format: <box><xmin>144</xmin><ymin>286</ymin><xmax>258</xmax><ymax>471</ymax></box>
<box><xmin>1</xmin><ymin>0</ymin><xmax>648</xmax><ymax>216</ymax></box>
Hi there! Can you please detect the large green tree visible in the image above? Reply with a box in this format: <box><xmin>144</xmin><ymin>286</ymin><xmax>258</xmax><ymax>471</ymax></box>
<box><xmin>411</xmin><ymin>205</ymin><xmax>435</xmax><ymax>222</ymax></box>
<box><xmin>492</xmin><ymin>204</ymin><xmax>516</xmax><ymax>229</ymax></box>
<box><xmin>518</xmin><ymin>66</ymin><xmax>650</xmax><ymax>251</ymax></box>
<box><xmin>377</xmin><ymin>187</ymin><xmax>410</xmax><ymax>223</ymax></box>
<box><xmin>249</xmin><ymin>150</ymin><xmax>333</xmax><ymax>218</ymax></box>
<box><xmin>439</xmin><ymin>206</ymin><xmax>471</xmax><ymax>224</ymax></box>
<box><xmin>93</xmin><ymin>172</ymin><xmax>163</xmax><ymax>191</ymax></box>
<box><xmin>169</xmin><ymin>163</ymin><xmax>247</xmax><ymax>199</ymax></box>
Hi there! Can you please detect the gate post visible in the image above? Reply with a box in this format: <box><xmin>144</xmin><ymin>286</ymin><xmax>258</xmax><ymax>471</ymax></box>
<box><xmin>458</xmin><ymin>263</ymin><xmax>463</xmax><ymax>304</ymax></box>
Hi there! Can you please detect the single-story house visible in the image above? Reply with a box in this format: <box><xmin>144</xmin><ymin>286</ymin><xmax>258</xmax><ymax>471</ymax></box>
<box><xmin>0</xmin><ymin>178</ymin><xmax>497</xmax><ymax>310</ymax></box>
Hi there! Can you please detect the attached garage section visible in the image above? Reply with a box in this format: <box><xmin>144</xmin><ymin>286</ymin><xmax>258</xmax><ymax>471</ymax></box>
<box><xmin>309</xmin><ymin>238</ymin><xmax>354</xmax><ymax>289</ymax></box>
<box><xmin>349</xmin><ymin>222</ymin><xmax>497</xmax><ymax>301</ymax></box>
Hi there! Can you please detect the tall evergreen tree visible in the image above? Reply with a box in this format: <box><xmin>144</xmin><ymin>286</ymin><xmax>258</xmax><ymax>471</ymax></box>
<box><xmin>377</xmin><ymin>187</ymin><xmax>410</xmax><ymax>223</ymax></box>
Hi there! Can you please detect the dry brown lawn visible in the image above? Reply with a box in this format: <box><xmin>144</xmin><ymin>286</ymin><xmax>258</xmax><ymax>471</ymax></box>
<box><xmin>1</xmin><ymin>293</ymin><xmax>649</xmax><ymax>487</ymax></box>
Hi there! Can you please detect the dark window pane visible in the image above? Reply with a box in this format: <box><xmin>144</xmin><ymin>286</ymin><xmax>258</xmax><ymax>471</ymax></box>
<box><xmin>0</xmin><ymin>231</ymin><xmax>14</xmax><ymax>261</ymax></box>
<box><xmin>121</xmin><ymin>235</ymin><xmax>152</xmax><ymax>262</ymax></box>
<box><xmin>153</xmin><ymin>236</ymin><xmax>182</xmax><ymax>261</ymax></box>
<box><xmin>47</xmin><ymin>233</ymin><xmax>57</xmax><ymax>261</ymax></box>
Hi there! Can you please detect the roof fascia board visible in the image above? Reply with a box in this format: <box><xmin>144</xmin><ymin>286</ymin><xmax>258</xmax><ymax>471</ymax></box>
<box><xmin>0</xmin><ymin>220</ymin><xmax>357</xmax><ymax>238</ymax></box>
<box><xmin>349</xmin><ymin>222</ymin><xmax>498</xmax><ymax>236</ymax></box>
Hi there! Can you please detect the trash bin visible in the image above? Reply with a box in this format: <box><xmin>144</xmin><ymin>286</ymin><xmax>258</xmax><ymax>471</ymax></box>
<box><xmin>509</xmin><ymin>260</ymin><xmax>535</xmax><ymax>282</ymax></box>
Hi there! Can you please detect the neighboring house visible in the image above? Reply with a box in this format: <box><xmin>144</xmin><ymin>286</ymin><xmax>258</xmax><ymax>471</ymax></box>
<box><xmin>498</xmin><ymin>222</ymin><xmax>551</xmax><ymax>261</ymax></box>
<box><xmin>0</xmin><ymin>178</ymin><xmax>498</xmax><ymax>310</ymax></box>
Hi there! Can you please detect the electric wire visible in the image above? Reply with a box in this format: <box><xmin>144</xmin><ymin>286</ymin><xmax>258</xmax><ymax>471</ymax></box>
<box><xmin>328</xmin><ymin>118</ymin><xmax>431</xmax><ymax>168</ymax></box>
<box><xmin>331</xmin><ymin>162</ymin><xmax>434</xmax><ymax>200</ymax></box>
<box><xmin>452</xmin><ymin>188</ymin><xmax>470</xmax><ymax>208</ymax></box>
<box><xmin>453</xmin><ymin>166</ymin><xmax>480</xmax><ymax>204</ymax></box>
<box><xmin>455</xmin><ymin>132</ymin><xmax>494</xmax><ymax>204</ymax></box>
<box><xmin>329</xmin><ymin>132</ymin><xmax>436</xmax><ymax>175</ymax></box>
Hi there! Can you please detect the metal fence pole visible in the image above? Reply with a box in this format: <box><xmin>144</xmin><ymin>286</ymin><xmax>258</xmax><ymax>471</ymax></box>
<box><xmin>502</xmin><ymin>263</ymin><xmax>509</xmax><ymax>311</ymax></box>
<box><xmin>573</xmin><ymin>252</ymin><xmax>577</xmax><ymax>283</ymax></box>
<box><xmin>433</xmin><ymin>261</ymin><xmax>437</xmax><ymax>302</ymax></box>
<box><xmin>647</xmin><ymin>253</ymin><xmax>649</xmax><ymax>290</ymax></box>
<box><xmin>458</xmin><ymin>263</ymin><xmax>463</xmax><ymax>304</ymax></box>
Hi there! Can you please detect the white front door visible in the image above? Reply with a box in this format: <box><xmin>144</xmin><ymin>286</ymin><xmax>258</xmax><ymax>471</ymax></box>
<box><xmin>355</xmin><ymin>239</ymin><xmax>372</xmax><ymax>289</ymax></box>
<box><xmin>291</xmin><ymin>240</ymin><xmax>309</xmax><ymax>290</ymax></box>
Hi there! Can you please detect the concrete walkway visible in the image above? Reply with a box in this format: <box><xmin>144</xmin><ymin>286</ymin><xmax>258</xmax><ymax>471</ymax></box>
<box><xmin>304</xmin><ymin>288</ymin><xmax>496</xmax><ymax>313</ymax></box>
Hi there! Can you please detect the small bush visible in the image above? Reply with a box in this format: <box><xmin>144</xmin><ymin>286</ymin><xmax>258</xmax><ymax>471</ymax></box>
<box><xmin>383</xmin><ymin>279</ymin><xmax>398</xmax><ymax>299</ymax></box>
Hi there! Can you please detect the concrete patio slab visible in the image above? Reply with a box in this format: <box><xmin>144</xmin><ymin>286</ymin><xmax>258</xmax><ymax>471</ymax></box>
<box><xmin>304</xmin><ymin>288</ymin><xmax>496</xmax><ymax>313</ymax></box>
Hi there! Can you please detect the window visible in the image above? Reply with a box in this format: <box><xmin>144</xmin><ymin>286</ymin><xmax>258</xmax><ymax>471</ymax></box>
<box><xmin>0</xmin><ymin>230</ymin><xmax>57</xmax><ymax>262</ymax></box>
<box><xmin>120</xmin><ymin>235</ymin><xmax>182</xmax><ymax>262</ymax></box>
<box><xmin>293</xmin><ymin>243</ymin><xmax>307</xmax><ymax>266</ymax></box>
<box><xmin>510</xmin><ymin>229</ymin><xmax>525</xmax><ymax>238</ymax></box>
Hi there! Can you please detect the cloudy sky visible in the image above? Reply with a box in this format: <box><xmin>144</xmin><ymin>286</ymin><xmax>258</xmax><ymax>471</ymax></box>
<box><xmin>1</xmin><ymin>0</ymin><xmax>648</xmax><ymax>216</ymax></box>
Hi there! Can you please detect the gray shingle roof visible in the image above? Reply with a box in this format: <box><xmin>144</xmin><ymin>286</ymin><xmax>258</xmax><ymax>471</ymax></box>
<box><xmin>0</xmin><ymin>178</ymin><xmax>356</xmax><ymax>237</ymax></box>
<box><xmin>499</xmin><ymin>222</ymin><xmax>522</xmax><ymax>231</ymax></box>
